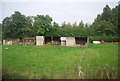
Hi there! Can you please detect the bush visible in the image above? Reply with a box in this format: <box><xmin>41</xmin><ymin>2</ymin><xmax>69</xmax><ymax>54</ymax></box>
<box><xmin>89</xmin><ymin>36</ymin><xmax>119</xmax><ymax>43</ymax></box>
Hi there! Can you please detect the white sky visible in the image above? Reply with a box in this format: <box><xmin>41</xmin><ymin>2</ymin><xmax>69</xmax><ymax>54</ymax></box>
<box><xmin>0</xmin><ymin>0</ymin><xmax>119</xmax><ymax>25</ymax></box>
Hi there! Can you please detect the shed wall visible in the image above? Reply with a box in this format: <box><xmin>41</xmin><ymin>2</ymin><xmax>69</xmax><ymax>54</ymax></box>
<box><xmin>66</xmin><ymin>37</ymin><xmax>75</xmax><ymax>46</ymax></box>
<box><xmin>36</xmin><ymin>36</ymin><xmax>44</xmax><ymax>45</ymax></box>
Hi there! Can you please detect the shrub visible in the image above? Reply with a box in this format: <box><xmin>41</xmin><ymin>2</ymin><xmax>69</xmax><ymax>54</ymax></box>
<box><xmin>89</xmin><ymin>36</ymin><xmax>119</xmax><ymax>43</ymax></box>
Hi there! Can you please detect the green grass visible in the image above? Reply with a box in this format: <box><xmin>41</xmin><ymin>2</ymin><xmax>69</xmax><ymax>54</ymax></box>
<box><xmin>2</xmin><ymin>43</ymin><xmax>118</xmax><ymax>79</ymax></box>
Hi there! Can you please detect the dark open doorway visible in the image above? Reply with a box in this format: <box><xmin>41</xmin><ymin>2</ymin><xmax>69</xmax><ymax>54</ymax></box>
<box><xmin>75</xmin><ymin>37</ymin><xmax>87</xmax><ymax>45</ymax></box>
<box><xmin>45</xmin><ymin>37</ymin><xmax>52</xmax><ymax>44</ymax></box>
<box><xmin>52</xmin><ymin>37</ymin><xmax>61</xmax><ymax>45</ymax></box>
<box><xmin>44</xmin><ymin>37</ymin><xmax>61</xmax><ymax>45</ymax></box>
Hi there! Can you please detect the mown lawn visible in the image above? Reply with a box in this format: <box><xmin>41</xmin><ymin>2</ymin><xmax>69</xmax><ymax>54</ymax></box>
<box><xmin>2</xmin><ymin>43</ymin><xmax>118</xmax><ymax>79</ymax></box>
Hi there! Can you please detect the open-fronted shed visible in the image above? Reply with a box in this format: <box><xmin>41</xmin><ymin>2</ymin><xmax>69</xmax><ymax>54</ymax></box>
<box><xmin>36</xmin><ymin>36</ymin><xmax>89</xmax><ymax>47</ymax></box>
<box><xmin>75</xmin><ymin>37</ymin><xmax>89</xmax><ymax>46</ymax></box>
<box><xmin>44</xmin><ymin>36</ymin><xmax>61</xmax><ymax>45</ymax></box>
<box><xmin>23</xmin><ymin>37</ymin><xmax>36</xmax><ymax>45</ymax></box>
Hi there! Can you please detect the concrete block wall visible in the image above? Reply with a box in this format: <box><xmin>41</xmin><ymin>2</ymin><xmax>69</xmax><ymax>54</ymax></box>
<box><xmin>36</xmin><ymin>36</ymin><xmax>44</xmax><ymax>45</ymax></box>
<box><xmin>66</xmin><ymin>37</ymin><xmax>76</xmax><ymax>46</ymax></box>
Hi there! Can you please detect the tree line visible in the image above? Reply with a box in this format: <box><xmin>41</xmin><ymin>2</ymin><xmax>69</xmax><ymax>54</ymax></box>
<box><xmin>2</xmin><ymin>4</ymin><xmax>119</xmax><ymax>40</ymax></box>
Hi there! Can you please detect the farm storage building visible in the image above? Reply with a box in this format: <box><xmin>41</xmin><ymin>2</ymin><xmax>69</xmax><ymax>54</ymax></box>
<box><xmin>61</xmin><ymin>37</ymin><xmax>89</xmax><ymax>46</ymax></box>
<box><xmin>36</xmin><ymin>36</ymin><xmax>89</xmax><ymax>47</ymax></box>
<box><xmin>23</xmin><ymin>37</ymin><xmax>36</xmax><ymax>45</ymax></box>
<box><xmin>2</xmin><ymin>36</ymin><xmax>89</xmax><ymax>46</ymax></box>
<box><xmin>3</xmin><ymin>39</ymin><xmax>20</xmax><ymax>45</ymax></box>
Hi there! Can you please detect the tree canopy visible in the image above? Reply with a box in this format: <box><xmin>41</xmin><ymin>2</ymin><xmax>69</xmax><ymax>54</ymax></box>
<box><xmin>2</xmin><ymin>4</ymin><xmax>119</xmax><ymax>39</ymax></box>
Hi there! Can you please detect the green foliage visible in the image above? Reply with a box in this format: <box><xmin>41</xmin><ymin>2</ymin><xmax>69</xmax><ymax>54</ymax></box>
<box><xmin>89</xmin><ymin>36</ymin><xmax>119</xmax><ymax>42</ymax></box>
<box><xmin>73</xmin><ymin>22</ymin><xmax>77</xmax><ymax>28</ymax></box>
<box><xmin>92</xmin><ymin>5</ymin><xmax>119</xmax><ymax>36</ymax></box>
<box><xmin>94</xmin><ymin>21</ymin><xmax>116</xmax><ymax>36</ymax></box>
<box><xmin>2</xmin><ymin>11</ymin><xmax>33</xmax><ymax>39</ymax></box>
<box><xmin>2</xmin><ymin>4</ymin><xmax>119</xmax><ymax>39</ymax></box>
<box><xmin>78</xmin><ymin>20</ymin><xmax>84</xmax><ymax>28</ymax></box>
<box><xmin>65</xmin><ymin>23</ymin><xmax>73</xmax><ymax>29</ymax></box>
<box><xmin>34</xmin><ymin>15</ymin><xmax>53</xmax><ymax>35</ymax></box>
<box><xmin>53</xmin><ymin>21</ymin><xmax>60</xmax><ymax>28</ymax></box>
<box><xmin>46</xmin><ymin>27</ymin><xmax>94</xmax><ymax>37</ymax></box>
<box><xmin>101</xmin><ymin>5</ymin><xmax>111</xmax><ymax>21</ymax></box>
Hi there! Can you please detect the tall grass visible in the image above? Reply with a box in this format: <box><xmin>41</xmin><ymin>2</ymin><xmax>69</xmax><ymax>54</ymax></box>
<box><xmin>3</xmin><ymin>65</ymin><xmax>118</xmax><ymax>79</ymax></box>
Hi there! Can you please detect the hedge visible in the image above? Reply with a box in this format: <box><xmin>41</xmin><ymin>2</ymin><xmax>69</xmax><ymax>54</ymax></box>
<box><xmin>89</xmin><ymin>36</ymin><xmax>119</xmax><ymax>43</ymax></box>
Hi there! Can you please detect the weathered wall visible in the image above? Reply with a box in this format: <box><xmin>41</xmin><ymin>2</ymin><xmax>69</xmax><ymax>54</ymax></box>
<box><xmin>66</xmin><ymin>37</ymin><xmax>75</xmax><ymax>46</ymax></box>
<box><xmin>61</xmin><ymin>37</ymin><xmax>66</xmax><ymax>46</ymax></box>
<box><xmin>36</xmin><ymin>36</ymin><xmax>44</xmax><ymax>45</ymax></box>
<box><xmin>60</xmin><ymin>37</ymin><xmax>66</xmax><ymax>41</ymax></box>
<box><xmin>3</xmin><ymin>40</ymin><xmax>12</xmax><ymax>45</ymax></box>
<box><xmin>2</xmin><ymin>39</ymin><xmax>20</xmax><ymax>45</ymax></box>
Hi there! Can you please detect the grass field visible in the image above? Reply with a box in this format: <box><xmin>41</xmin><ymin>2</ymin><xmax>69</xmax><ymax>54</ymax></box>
<box><xmin>2</xmin><ymin>43</ymin><xmax>118</xmax><ymax>79</ymax></box>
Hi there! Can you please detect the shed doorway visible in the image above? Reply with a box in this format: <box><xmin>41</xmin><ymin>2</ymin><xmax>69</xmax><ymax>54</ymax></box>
<box><xmin>45</xmin><ymin>37</ymin><xmax>52</xmax><ymax>45</ymax></box>
<box><xmin>75</xmin><ymin>37</ymin><xmax>87</xmax><ymax>45</ymax></box>
<box><xmin>52</xmin><ymin>37</ymin><xmax>61</xmax><ymax>45</ymax></box>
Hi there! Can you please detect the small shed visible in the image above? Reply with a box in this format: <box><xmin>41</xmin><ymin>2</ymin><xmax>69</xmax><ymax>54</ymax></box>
<box><xmin>2</xmin><ymin>39</ymin><xmax>20</xmax><ymax>45</ymax></box>
<box><xmin>23</xmin><ymin>37</ymin><xmax>36</xmax><ymax>45</ymax></box>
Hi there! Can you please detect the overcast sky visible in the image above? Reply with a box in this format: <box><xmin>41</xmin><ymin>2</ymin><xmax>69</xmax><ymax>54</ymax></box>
<box><xmin>0</xmin><ymin>0</ymin><xmax>119</xmax><ymax>25</ymax></box>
